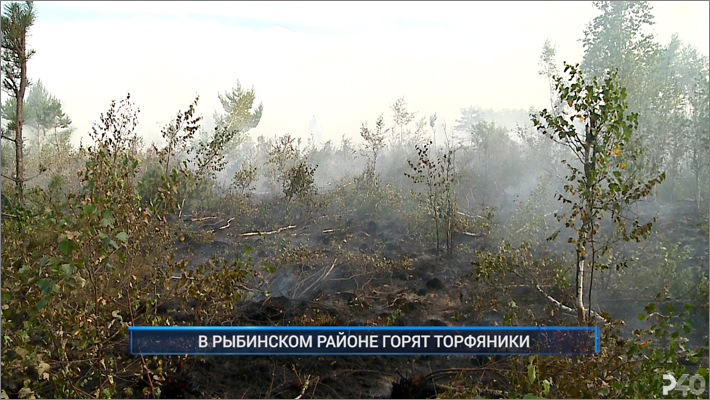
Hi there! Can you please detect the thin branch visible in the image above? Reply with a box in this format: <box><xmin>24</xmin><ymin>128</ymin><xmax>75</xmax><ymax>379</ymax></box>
<box><xmin>1</xmin><ymin>173</ymin><xmax>17</xmax><ymax>182</ymax></box>
<box><xmin>460</xmin><ymin>231</ymin><xmax>485</xmax><ymax>237</ymax></box>
<box><xmin>24</xmin><ymin>171</ymin><xmax>45</xmax><ymax>181</ymax></box>
<box><xmin>217</xmin><ymin>217</ymin><xmax>235</xmax><ymax>230</ymax></box>
<box><xmin>239</xmin><ymin>224</ymin><xmax>296</xmax><ymax>237</ymax></box>
<box><xmin>456</xmin><ymin>210</ymin><xmax>487</xmax><ymax>220</ymax></box>
<box><xmin>534</xmin><ymin>283</ymin><xmax>603</xmax><ymax>320</ymax></box>
<box><xmin>190</xmin><ymin>216</ymin><xmax>216</xmax><ymax>222</ymax></box>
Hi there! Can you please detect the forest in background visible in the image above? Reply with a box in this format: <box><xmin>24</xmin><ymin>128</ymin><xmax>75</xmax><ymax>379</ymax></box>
<box><xmin>1</xmin><ymin>1</ymin><xmax>708</xmax><ymax>398</ymax></box>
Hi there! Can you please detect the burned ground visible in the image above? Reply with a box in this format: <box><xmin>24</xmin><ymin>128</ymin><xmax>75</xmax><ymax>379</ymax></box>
<box><xmin>147</xmin><ymin>187</ymin><xmax>708</xmax><ymax>399</ymax></box>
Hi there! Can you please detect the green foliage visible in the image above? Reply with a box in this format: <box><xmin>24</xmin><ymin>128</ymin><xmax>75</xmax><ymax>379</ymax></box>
<box><xmin>611</xmin><ymin>231</ymin><xmax>710</xmax><ymax>313</ymax></box>
<box><xmin>267</xmin><ymin>133</ymin><xmax>318</xmax><ymax>203</ymax></box>
<box><xmin>532</xmin><ymin>61</ymin><xmax>665</xmax><ymax>323</ymax></box>
<box><xmin>581</xmin><ymin>1</ymin><xmax>709</xmax><ymax>209</ymax></box>
<box><xmin>1</xmin><ymin>0</ymin><xmax>36</xmax><ymax>211</ymax></box>
<box><xmin>465</xmin><ymin>237</ymin><xmax>706</xmax><ymax>399</ymax></box>
<box><xmin>454</xmin><ymin>105</ymin><xmax>485</xmax><ymax>134</ymax></box>
<box><xmin>359</xmin><ymin>114</ymin><xmax>388</xmax><ymax>190</ymax></box>
<box><xmin>405</xmin><ymin>140</ymin><xmax>457</xmax><ymax>257</ymax></box>
<box><xmin>144</xmin><ymin>90</ymin><xmax>258</xmax><ymax>217</ymax></box>
<box><xmin>137</xmin><ymin>160</ymin><xmax>165</xmax><ymax>206</ymax></box>
<box><xmin>680</xmin><ymin>46</ymin><xmax>710</xmax><ymax>212</ymax></box>
<box><xmin>193</xmin><ymin>82</ymin><xmax>261</xmax><ymax>180</ymax></box>
<box><xmin>215</xmin><ymin>82</ymin><xmax>263</xmax><ymax>158</ymax></box>
<box><xmin>468</xmin><ymin>289</ymin><xmax>706</xmax><ymax>399</ymax></box>
<box><xmin>1</xmin><ymin>1</ymin><xmax>36</xmax><ymax>96</ymax></box>
<box><xmin>232</xmin><ymin>162</ymin><xmax>257</xmax><ymax>197</ymax></box>
<box><xmin>638</xmin><ymin>36</ymin><xmax>710</xmax><ymax>207</ymax></box>
<box><xmin>539</xmin><ymin>39</ymin><xmax>561</xmax><ymax>112</ymax></box>
<box><xmin>390</xmin><ymin>96</ymin><xmax>419</xmax><ymax>146</ymax></box>
<box><xmin>520</xmin><ymin>356</ymin><xmax>553</xmax><ymax>399</ymax></box>
<box><xmin>1</xmin><ymin>94</ymin><xmax>253</xmax><ymax>398</ymax></box>
<box><xmin>498</xmin><ymin>178</ymin><xmax>557</xmax><ymax>248</ymax></box>
<box><xmin>153</xmin><ymin>96</ymin><xmax>201</xmax><ymax>178</ymax></box>
<box><xmin>171</xmin><ymin>249</ymin><xmax>254</xmax><ymax>325</ymax></box>
<box><xmin>464</xmin><ymin>120</ymin><xmax>520</xmax><ymax>205</ymax></box>
<box><xmin>283</xmin><ymin>160</ymin><xmax>317</xmax><ymax>202</ymax></box>
<box><xmin>145</xmin><ymin>97</ymin><xmax>204</xmax><ymax>216</ymax></box>
<box><xmin>1</xmin><ymin>4</ymin><xmax>705</xmax><ymax>397</ymax></box>
<box><xmin>1</xmin><ymin>95</ymin><xmax>26</xmax><ymax>136</ymax></box>
<box><xmin>267</xmin><ymin>133</ymin><xmax>299</xmax><ymax>178</ymax></box>
<box><xmin>582</xmin><ymin>1</ymin><xmax>657</xmax><ymax>83</ymax></box>
<box><xmin>2</xmin><ymin>94</ymin><xmax>163</xmax><ymax>397</ymax></box>
<box><xmin>472</xmin><ymin>239</ymin><xmax>568</xmax><ymax>302</ymax></box>
<box><xmin>20</xmin><ymin>79</ymin><xmax>72</xmax><ymax>159</ymax></box>
<box><xmin>385</xmin><ymin>307</ymin><xmax>403</xmax><ymax>326</ymax></box>
<box><xmin>539</xmin><ymin>317</ymin><xmax>700</xmax><ymax>398</ymax></box>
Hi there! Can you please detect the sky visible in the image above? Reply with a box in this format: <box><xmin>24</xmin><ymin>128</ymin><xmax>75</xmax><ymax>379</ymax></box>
<box><xmin>19</xmin><ymin>1</ymin><xmax>710</xmax><ymax>147</ymax></box>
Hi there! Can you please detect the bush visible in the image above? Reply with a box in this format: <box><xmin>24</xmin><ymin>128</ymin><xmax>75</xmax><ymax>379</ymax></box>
<box><xmin>283</xmin><ymin>161</ymin><xmax>317</xmax><ymax>202</ymax></box>
<box><xmin>232</xmin><ymin>162</ymin><xmax>257</xmax><ymax>197</ymax></box>
<box><xmin>1</xmin><ymin>94</ymin><xmax>253</xmax><ymax>398</ymax></box>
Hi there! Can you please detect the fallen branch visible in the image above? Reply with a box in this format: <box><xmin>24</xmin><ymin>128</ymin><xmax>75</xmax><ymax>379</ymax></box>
<box><xmin>240</xmin><ymin>225</ymin><xmax>296</xmax><ymax>237</ymax></box>
<box><xmin>191</xmin><ymin>216</ymin><xmax>217</xmax><ymax>222</ymax></box>
<box><xmin>457</xmin><ymin>211</ymin><xmax>487</xmax><ymax>220</ymax></box>
<box><xmin>171</xmin><ymin>276</ymin><xmax>260</xmax><ymax>294</ymax></box>
<box><xmin>218</xmin><ymin>217</ymin><xmax>235</xmax><ymax>230</ymax></box>
<box><xmin>294</xmin><ymin>375</ymin><xmax>312</xmax><ymax>400</ymax></box>
<box><xmin>460</xmin><ymin>231</ymin><xmax>484</xmax><ymax>237</ymax></box>
<box><xmin>535</xmin><ymin>284</ymin><xmax>603</xmax><ymax>320</ymax></box>
<box><xmin>535</xmin><ymin>284</ymin><xmax>576</xmax><ymax>315</ymax></box>
<box><xmin>423</xmin><ymin>367</ymin><xmax>501</xmax><ymax>382</ymax></box>
<box><xmin>506</xmin><ymin>266</ymin><xmax>602</xmax><ymax>321</ymax></box>
<box><xmin>177</xmin><ymin>198</ymin><xmax>186</xmax><ymax>220</ymax></box>
<box><xmin>293</xmin><ymin>258</ymin><xmax>337</xmax><ymax>299</ymax></box>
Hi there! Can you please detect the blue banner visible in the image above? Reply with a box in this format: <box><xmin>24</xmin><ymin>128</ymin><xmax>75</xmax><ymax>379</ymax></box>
<box><xmin>129</xmin><ymin>326</ymin><xmax>598</xmax><ymax>355</ymax></box>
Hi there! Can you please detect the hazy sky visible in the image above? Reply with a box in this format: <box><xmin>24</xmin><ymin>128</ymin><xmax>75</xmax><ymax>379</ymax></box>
<box><xmin>22</xmin><ymin>1</ymin><xmax>710</xmax><ymax>147</ymax></box>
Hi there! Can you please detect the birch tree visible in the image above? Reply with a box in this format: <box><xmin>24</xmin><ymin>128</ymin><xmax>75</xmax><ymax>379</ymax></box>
<box><xmin>531</xmin><ymin>62</ymin><xmax>665</xmax><ymax>323</ymax></box>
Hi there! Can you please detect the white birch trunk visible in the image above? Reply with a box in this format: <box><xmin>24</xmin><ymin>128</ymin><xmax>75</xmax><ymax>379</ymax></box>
<box><xmin>576</xmin><ymin>257</ymin><xmax>586</xmax><ymax>324</ymax></box>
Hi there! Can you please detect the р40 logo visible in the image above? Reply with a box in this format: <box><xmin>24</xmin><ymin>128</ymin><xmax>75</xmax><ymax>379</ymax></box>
<box><xmin>662</xmin><ymin>373</ymin><xmax>706</xmax><ymax>396</ymax></box>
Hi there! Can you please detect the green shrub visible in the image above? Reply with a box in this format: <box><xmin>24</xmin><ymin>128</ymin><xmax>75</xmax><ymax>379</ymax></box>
<box><xmin>1</xmin><ymin>94</ymin><xmax>252</xmax><ymax>398</ymax></box>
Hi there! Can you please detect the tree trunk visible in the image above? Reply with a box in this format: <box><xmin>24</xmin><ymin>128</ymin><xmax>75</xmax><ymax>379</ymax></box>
<box><xmin>55</xmin><ymin>125</ymin><xmax>61</xmax><ymax>157</ymax></box>
<box><xmin>695</xmin><ymin>171</ymin><xmax>700</xmax><ymax>214</ymax></box>
<box><xmin>577</xmin><ymin>119</ymin><xmax>594</xmax><ymax>325</ymax></box>
<box><xmin>15</xmin><ymin>82</ymin><xmax>25</xmax><ymax>206</ymax></box>
<box><xmin>433</xmin><ymin>197</ymin><xmax>440</xmax><ymax>256</ymax></box>
<box><xmin>576</xmin><ymin>255</ymin><xmax>586</xmax><ymax>324</ymax></box>
<box><xmin>695</xmin><ymin>170</ymin><xmax>700</xmax><ymax>215</ymax></box>
<box><xmin>15</xmin><ymin>22</ymin><xmax>32</xmax><ymax>256</ymax></box>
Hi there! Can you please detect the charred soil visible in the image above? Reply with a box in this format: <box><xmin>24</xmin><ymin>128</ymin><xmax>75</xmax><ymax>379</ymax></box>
<box><xmin>154</xmin><ymin>194</ymin><xmax>708</xmax><ymax>399</ymax></box>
